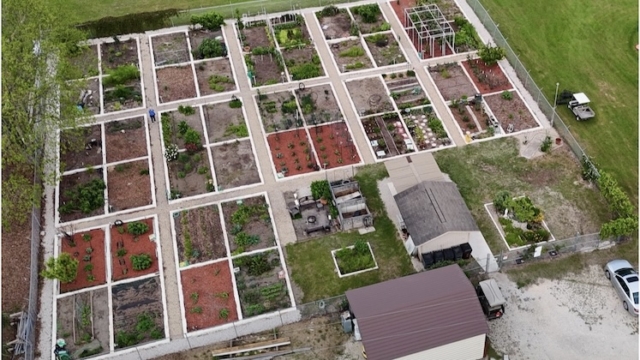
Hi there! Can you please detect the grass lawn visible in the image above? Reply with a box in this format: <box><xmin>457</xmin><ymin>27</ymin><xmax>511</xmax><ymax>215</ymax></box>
<box><xmin>284</xmin><ymin>164</ymin><xmax>415</xmax><ymax>303</ymax></box>
<box><xmin>433</xmin><ymin>138</ymin><xmax>610</xmax><ymax>253</ymax></box>
<box><xmin>479</xmin><ymin>0</ymin><xmax>639</xmax><ymax>203</ymax></box>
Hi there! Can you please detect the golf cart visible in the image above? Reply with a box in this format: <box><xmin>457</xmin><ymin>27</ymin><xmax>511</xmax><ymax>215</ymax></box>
<box><xmin>476</xmin><ymin>279</ymin><xmax>506</xmax><ymax>320</ymax></box>
<box><xmin>556</xmin><ymin>90</ymin><xmax>595</xmax><ymax>121</ymax></box>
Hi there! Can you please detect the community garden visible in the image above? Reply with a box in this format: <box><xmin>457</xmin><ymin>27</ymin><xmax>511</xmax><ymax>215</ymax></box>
<box><xmin>221</xmin><ymin>195</ymin><xmax>276</xmax><ymax>255</ymax></box>
<box><xmin>100</xmin><ymin>38</ymin><xmax>144</xmax><ymax>113</ymax></box>
<box><xmin>109</xmin><ymin>218</ymin><xmax>159</xmax><ymax>282</ymax></box>
<box><xmin>240</xmin><ymin>21</ymin><xmax>286</xmax><ymax>86</ymax></box>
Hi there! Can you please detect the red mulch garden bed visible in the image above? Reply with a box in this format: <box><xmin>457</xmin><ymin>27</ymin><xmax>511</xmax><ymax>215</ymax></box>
<box><xmin>110</xmin><ymin>218</ymin><xmax>159</xmax><ymax>282</ymax></box>
<box><xmin>180</xmin><ymin>261</ymin><xmax>238</xmax><ymax>332</ymax></box>
<box><xmin>60</xmin><ymin>228</ymin><xmax>107</xmax><ymax>293</ymax></box>
<box><xmin>461</xmin><ymin>59</ymin><xmax>513</xmax><ymax>94</ymax></box>
<box><xmin>266</xmin><ymin>129</ymin><xmax>317</xmax><ymax>177</ymax></box>
<box><xmin>309</xmin><ymin>123</ymin><xmax>361</xmax><ymax>169</ymax></box>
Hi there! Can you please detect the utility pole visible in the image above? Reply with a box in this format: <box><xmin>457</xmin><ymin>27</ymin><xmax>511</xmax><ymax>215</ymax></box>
<box><xmin>552</xmin><ymin>82</ymin><xmax>559</xmax><ymax>127</ymax></box>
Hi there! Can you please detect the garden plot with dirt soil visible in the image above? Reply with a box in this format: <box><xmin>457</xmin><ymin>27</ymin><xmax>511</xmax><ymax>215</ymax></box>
<box><xmin>429</xmin><ymin>63</ymin><xmax>478</xmax><ymax>101</ymax></box>
<box><xmin>462</xmin><ymin>59</ymin><xmax>513</xmax><ymax>94</ymax></box>
<box><xmin>173</xmin><ymin>204</ymin><xmax>227</xmax><ymax>266</ymax></box>
<box><xmin>58</xmin><ymin>228</ymin><xmax>107</xmax><ymax>293</ymax></box>
<box><xmin>489</xmin><ymin>268</ymin><xmax>638</xmax><ymax>360</ymax></box>
<box><xmin>266</xmin><ymin>129</ymin><xmax>318</xmax><ymax>177</ymax></box>
<box><xmin>361</xmin><ymin>113</ymin><xmax>413</xmax><ymax>158</ymax></box>
<box><xmin>104</xmin><ymin>117</ymin><xmax>148</xmax><ymax>163</ymax></box>
<box><xmin>449</xmin><ymin>99</ymin><xmax>493</xmax><ymax>136</ymax></box>
<box><xmin>256</xmin><ymin>90</ymin><xmax>300</xmax><ymax>133</ymax></box>
<box><xmin>110</xmin><ymin>218</ymin><xmax>159</xmax><ymax>282</ymax></box>
<box><xmin>111</xmin><ymin>276</ymin><xmax>165</xmax><ymax>350</ymax></box>
<box><xmin>100</xmin><ymin>38</ymin><xmax>139</xmax><ymax>71</ymax></box>
<box><xmin>316</xmin><ymin>7</ymin><xmax>354</xmax><ymax>40</ymax></box>
<box><xmin>221</xmin><ymin>195</ymin><xmax>277</xmax><ymax>255</ymax></box>
<box><xmin>203</xmin><ymin>101</ymin><xmax>247</xmax><ymax>144</ymax></box>
<box><xmin>58</xmin><ymin>169</ymin><xmax>106</xmax><ymax>223</ymax></box>
<box><xmin>56</xmin><ymin>288</ymin><xmax>110</xmax><ymax>358</ymax></box>
<box><xmin>180</xmin><ymin>261</ymin><xmax>238</xmax><ymax>332</ymax></box>
<box><xmin>167</xmin><ymin>150</ymin><xmax>214</xmax><ymax>199</ymax></box>
<box><xmin>102</xmin><ymin>77</ymin><xmax>143</xmax><ymax>114</ymax></box>
<box><xmin>156</xmin><ymin>66</ymin><xmax>197</xmax><ymax>103</ymax></box>
<box><xmin>384</xmin><ymin>71</ymin><xmax>429</xmax><ymax>110</ymax></box>
<box><xmin>211</xmin><ymin>140</ymin><xmax>260</xmax><ymax>190</ymax></box>
<box><xmin>346</xmin><ymin>77</ymin><xmax>394</xmax><ymax>115</ymax></box>
<box><xmin>189</xmin><ymin>29</ymin><xmax>224</xmax><ymax>55</ymax></box>
<box><xmin>246</xmin><ymin>51</ymin><xmax>285</xmax><ymax>86</ymax></box>
<box><xmin>402</xmin><ymin>110</ymin><xmax>452</xmax><ymax>150</ymax></box>
<box><xmin>329</xmin><ymin>39</ymin><xmax>374</xmax><ymax>72</ymax></box>
<box><xmin>160</xmin><ymin>106</ymin><xmax>205</xmax><ymax>150</ymax></box>
<box><xmin>485</xmin><ymin>91</ymin><xmax>540</xmax><ymax>133</ymax></box>
<box><xmin>364</xmin><ymin>32</ymin><xmax>406</xmax><ymax>67</ymax></box>
<box><xmin>59</xmin><ymin>125</ymin><xmax>103</xmax><ymax>172</ymax></box>
<box><xmin>309</xmin><ymin>122</ymin><xmax>361</xmax><ymax>169</ymax></box>
<box><xmin>295</xmin><ymin>84</ymin><xmax>343</xmax><ymax>126</ymax></box>
<box><xmin>195</xmin><ymin>59</ymin><xmax>236</xmax><ymax>96</ymax></box>
<box><xmin>106</xmin><ymin>160</ymin><xmax>152</xmax><ymax>212</ymax></box>
<box><xmin>70</xmin><ymin>44</ymin><xmax>100</xmax><ymax>79</ymax></box>
<box><xmin>239</xmin><ymin>22</ymin><xmax>271</xmax><ymax>51</ymax></box>
<box><xmin>232</xmin><ymin>250</ymin><xmax>292</xmax><ymax>318</ymax></box>
<box><xmin>349</xmin><ymin>3</ymin><xmax>388</xmax><ymax>34</ymax></box>
<box><xmin>282</xmin><ymin>46</ymin><xmax>324</xmax><ymax>81</ymax></box>
<box><xmin>151</xmin><ymin>32</ymin><xmax>191</xmax><ymax>66</ymax></box>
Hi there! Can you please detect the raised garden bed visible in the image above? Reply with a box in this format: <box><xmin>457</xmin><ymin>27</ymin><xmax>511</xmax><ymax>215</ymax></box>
<box><xmin>167</xmin><ymin>150</ymin><xmax>213</xmax><ymax>199</ymax></box>
<box><xmin>256</xmin><ymin>91</ymin><xmax>300</xmax><ymax>133</ymax></box>
<box><xmin>403</xmin><ymin>110</ymin><xmax>452</xmax><ymax>150</ymax></box>
<box><xmin>105</xmin><ymin>117</ymin><xmax>147</xmax><ymax>163</ymax></box>
<box><xmin>180</xmin><ymin>261</ymin><xmax>238</xmax><ymax>331</ymax></box>
<box><xmin>70</xmin><ymin>44</ymin><xmax>100</xmax><ymax>78</ymax></box>
<box><xmin>245</xmin><ymin>51</ymin><xmax>285</xmax><ymax>86</ymax></box>
<box><xmin>222</xmin><ymin>195</ymin><xmax>276</xmax><ymax>255</ymax></box>
<box><xmin>485</xmin><ymin>91</ymin><xmax>539</xmax><ymax>133</ymax></box>
<box><xmin>110</xmin><ymin>218</ymin><xmax>158</xmax><ymax>282</ymax></box>
<box><xmin>59</xmin><ymin>228</ymin><xmax>106</xmax><ymax>293</ymax></box>
<box><xmin>160</xmin><ymin>106</ymin><xmax>204</xmax><ymax>149</ymax></box>
<box><xmin>112</xmin><ymin>276</ymin><xmax>165</xmax><ymax>350</ymax></box>
<box><xmin>331</xmin><ymin>240</ymin><xmax>378</xmax><ymax>277</ymax></box>
<box><xmin>487</xmin><ymin>193</ymin><xmax>554</xmax><ymax>249</ymax></box>
<box><xmin>448</xmin><ymin>98</ymin><xmax>492</xmax><ymax>135</ymax></box>
<box><xmin>189</xmin><ymin>29</ymin><xmax>223</xmax><ymax>54</ymax></box>
<box><xmin>59</xmin><ymin>125</ymin><xmax>103</xmax><ymax>172</ymax></box>
<box><xmin>428</xmin><ymin>63</ymin><xmax>477</xmax><ymax>101</ymax></box>
<box><xmin>152</xmin><ymin>32</ymin><xmax>190</xmax><ymax>66</ymax></box>
<box><xmin>349</xmin><ymin>4</ymin><xmax>388</xmax><ymax>34</ymax></box>
<box><xmin>103</xmin><ymin>79</ymin><xmax>143</xmax><ymax>113</ymax></box>
<box><xmin>282</xmin><ymin>47</ymin><xmax>324</xmax><ymax>81</ymax></box>
<box><xmin>233</xmin><ymin>250</ymin><xmax>291</xmax><ymax>318</ymax></box>
<box><xmin>239</xmin><ymin>22</ymin><xmax>271</xmax><ymax>50</ymax></box>
<box><xmin>309</xmin><ymin>122</ymin><xmax>360</xmax><ymax>169</ymax></box>
<box><xmin>56</xmin><ymin>288</ymin><xmax>110</xmax><ymax>357</ymax></box>
<box><xmin>384</xmin><ymin>71</ymin><xmax>429</xmax><ymax>110</ymax></box>
<box><xmin>295</xmin><ymin>84</ymin><xmax>343</xmax><ymax>125</ymax></box>
<box><xmin>157</xmin><ymin>65</ymin><xmax>197</xmax><ymax>103</ymax></box>
<box><xmin>462</xmin><ymin>59</ymin><xmax>512</xmax><ymax>94</ymax></box>
<box><xmin>346</xmin><ymin>77</ymin><xmax>394</xmax><ymax>115</ymax></box>
<box><xmin>195</xmin><ymin>59</ymin><xmax>236</xmax><ymax>96</ymax></box>
<box><xmin>362</xmin><ymin>113</ymin><xmax>413</xmax><ymax>158</ymax></box>
<box><xmin>329</xmin><ymin>39</ymin><xmax>373</xmax><ymax>73</ymax></box>
<box><xmin>106</xmin><ymin>160</ymin><xmax>152</xmax><ymax>212</ymax></box>
<box><xmin>364</xmin><ymin>33</ymin><xmax>405</xmax><ymax>67</ymax></box>
<box><xmin>79</xmin><ymin>78</ymin><xmax>101</xmax><ymax>115</ymax></box>
<box><xmin>316</xmin><ymin>6</ymin><xmax>355</xmax><ymax>40</ymax></box>
<box><xmin>211</xmin><ymin>140</ymin><xmax>260</xmax><ymax>190</ymax></box>
<box><xmin>266</xmin><ymin>129</ymin><xmax>317</xmax><ymax>177</ymax></box>
<box><xmin>203</xmin><ymin>101</ymin><xmax>247</xmax><ymax>144</ymax></box>
<box><xmin>100</xmin><ymin>39</ymin><xmax>139</xmax><ymax>71</ymax></box>
<box><xmin>174</xmin><ymin>204</ymin><xmax>226</xmax><ymax>265</ymax></box>
<box><xmin>58</xmin><ymin>170</ymin><xmax>106</xmax><ymax>223</ymax></box>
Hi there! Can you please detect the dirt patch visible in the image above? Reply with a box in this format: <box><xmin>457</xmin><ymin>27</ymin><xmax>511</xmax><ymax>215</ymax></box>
<box><xmin>221</xmin><ymin>195</ymin><xmax>276</xmax><ymax>254</ymax></box>
<box><xmin>362</xmin><ymin>114</ymin><xmax>412</xmax><ymax>158</ymax></box>
<box><xmin>189</xmin><ymin>29</ymin><xmax>223</xmax><ymax>54</ymax></box>
<box><xmin>70</xmin><ymin>44</ymin><xmax>100</xmax><ymax>78</ymax></box>
<box><xmin>449</xmin><ymin>101</ymin><xmax>490</xmax><ymax>134</ymax></box>
<box><xmin>112</xmin><ymin>276</ymin><xmax>165</xmax><ymax>350</ymax></box>
<box><xmin>104</xmin><ymin>116</ymin><xmax>147</xmax><ymax>163</ymax></box>
<box><xmin>282</xmin><ymin>47</ymin><xmax>324</xmax><ymax>81</ymax></box>
<box><xmin>203</xmin><ymin>102</ymin><xmax>246</xmax><ymax>144</ymax></box>
<box><xmin>180</xmin><ymin>261</ymin><xmax>238</xmax><ymax>332</ymax></box>
<box><xmin>167</xmin><ymin>150</ymin><xmax>212</xmax><ymax>198</ymax></box>
<box><xmin>384</xmin><ymin>73</ymin><xmax>429</xmax><ymax>109</ymax></box>
<box><xmin>110</xmin><ymin>218</ymin><xmax>158</xmax><ymax>282</ymax></box>
<box><xmin>157</xmin><ymin>66</ymin><xmax>197</xmax><ymax>103</ymax></box>
<box><xmin>485</xmin><ymin>91</ymin><xmax>540</xmax><ymax>133</ymax></box>
<box><xmin>232</xmin><ymin>250</ymin><xmax>292</xmax><ymax>318</ymax></box>
<box><xmin>59</xmin><ymin>228</ymin><xmax>107</xmax><ymax>293</ymax></box>
<box><xmin>101</xmin><ymin>39</ymin><xmax>139</xmax><ymax>71</ymax></box>
<box><xmin>160</xmin><ymin>108</ymin><xmax>204</xmax><ymax>149</ymax></box>
<box><xmin>295</xmin><ymin>84</ymin><xmax>343</xmax><ymax>125</ymax></box>
<box><xmin>60</xmin><ymin>125</ymin><xmax>103</xmax><ymax>172</ymax></box>
<box><xmin>174</xmin><ymin>204</ymin><xmax>226</xmax><ymax>265</ymax></box>
<box><xmin>59</xmin><ymin>170</ymin><xmax>106</xmax><ymax>223</ymax></box>
<box><xmin>267</xmin><ymin>129</ymin><xmax>318</xmax><ymax>177</ymax></box>
<box><xmin>212</xmin><ymin>140</ymin><xmax>260</xmax><ymax>190</ymax></box>
<box><xmin>329</xmin><ymin>39</ymin><xmax>374</xmax><ymax>73</ymax></box>
<box><xmin>345</xmin><ymin>77</ymin><xmax>394</xmax><ymax>115</ymax></box>
<box><xmin>257</xmin><ymin>90</ymin><xmax>298</xmax><ymax>133</ymax></box>
<box><xmin>195</xmin><ymin>59</ymin><xmax>236</xmax><ymax>96</ymax></box>
<box><xmin>248</xmin><ymin>53</ymin><xmax>285</xmax><ymax>86</ymax></box>
<box><xmin>429</xmin><ymin>63</ymin><xmax>477</xmax><ymax>101</ymax></box>
<box><xmin>317</xmin><ymin>10</ymin><xmax>353</xmax><ymax>40</ymax></box>
<box><xmin>56</xmin><ymin>288</ymin><xmax>110</xmax><ymax>357</ymax></box>
<box><xmin>152</xmin><ymin>32</ymin><xmax>190</xmax><ymax>66</ymax></box>
<box><xmin>309</xmin><ymin>123</ymin><xmax>361</xmax><ymax>169</ymax></box>
<box><xmin>1</xmin><ymin>220</ymin><xmax>31</xmax><ymax>313</ymax></box>
<box><xmin>364</xmin><ymin>33</ymin><xmax>406</xmax><ymax>67</ymax></box>
<box><xmin>103</xmin><ymin>79</ymin><xmax>143</xmax><ymax>113</ymax></box>
<box><xmin>240</xmin><ymin>24</ymin><xmax>271</xmax><ymax>50</ymax></box>
<box><xmin>462</xmin><ymin>59</ymin><xmax>512</xmax><ymax>94</ymax></box>
<box><xmin>78</xmin><ymin>78</ymin><xmax>101</xmax><ymax>115</ymax></box>
<box><xmin>106</xmin><ymin>160</ymin><xmax>151</xmax><ymax>212</ymax></box>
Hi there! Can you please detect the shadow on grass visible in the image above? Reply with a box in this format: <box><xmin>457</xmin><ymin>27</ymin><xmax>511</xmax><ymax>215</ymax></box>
<box><xmin>285</xmin><ymin>164</ymin><xmax>415</xmax><ymax>303</ymax></box>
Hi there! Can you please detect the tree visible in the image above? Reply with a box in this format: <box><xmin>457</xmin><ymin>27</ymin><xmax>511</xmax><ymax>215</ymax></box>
<box><xmin>478</xmin><ymin>44</ymin><xmax>506</xmax><ymax>66</ymax></box>
<box><xmin>600</xmin><ymin>217</ymin><xmax>638</xmax><ymax>239</ymax></box>
<box><xmin>41</xmin><ymin>253</ymin><xmax>79</xmax><ymax>283</ymax></box>
<box><xmin>194</xmin><ymin>39</ymin><xmax>226</xmax><ymax>59</ymax></box>
<box><xmin>190</xmin><ymin>12</ymin><xmax>225</xmax><ymax>31</ymax></box>
<box><xmin>2</xmin><ymin>0</ymin><xmax>90</xmax><ymax>230</ymax></box>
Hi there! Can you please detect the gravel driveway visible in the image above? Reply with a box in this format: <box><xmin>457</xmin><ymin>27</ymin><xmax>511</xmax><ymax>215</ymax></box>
<box><xmin>489</xmin><ymin>265</ymin><xmax>639</xmax><ymax>359</ymax></box>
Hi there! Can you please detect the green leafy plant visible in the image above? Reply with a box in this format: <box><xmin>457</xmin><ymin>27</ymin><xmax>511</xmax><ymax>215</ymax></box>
<box><xmin>351</xmin><ymin>4</ymin><xmax>381</xmax><ymax>23</ymax></box>
<box><xmin>194</xmin><ymin>38</ymin><xmax>227</xmax><ymax>59</ymax></box>
<box><xmin>58</xmin><ymin>179</ymin><xmax>106</xmax><ymax>215</ymax></box>
<box><xmin>335</xmin><ymin>241</ymin><xmax>375</xmax><ymax>274</ymax></box>
<box><xmin>453</xmin><ymin>16</ymin><xmax>481</xmax><ymax>49</ymax></box>
<box><xmin>190</xmin><ymin>12</ymin><xmax>225</xmax><ymax>31</ymax></box>
<box><xmin>501</xmin><ymin>90</ymin><xmax>513</xmax><ymax>100</ymax></box>
<box><xmin>183</xmin><ymin>129</ymin><xmax>202</xmax><ymax>150</ymax></box>
<box><xmin>235</xmin><ymin>232</ymin><xmax>260</xmax><ymax>247</ymax></box>
<box><xmin>540</xmin><ymin>136</ymin><xmax>552</xmax><ymax>152</ymax></box>
<box><xmin>82</xmin><ymin>233</ymin><xmax>92</xmax><ymax>241</ymax></box>
<box><xmin>339</xmin><ymin>46</ymin><xmax>365</xmax><ymax>58</ymax></box>
<box><xmin>219</xmin><ymin>308</ymin><xmax>229</xmax><ymax>319</ymax></box>
<box><xmin>427</xmin><ymin>117</ymin><xmax>447</xmax><ymax>138</ymax></box>
<box><xmin>178</xmin><ymin>105</ymin><xmax>196</xmax><ymax>116</ymax></box>
<box><xmin>493</xmin><ymin>190</ymin><xmax>512</xmax><ymax>213</ymax></box>
<box><xmin>478</xmin><ymin>44</ymin><xmax>506</xmax><ymax>66</ymax></box>
<box><xmin>190</xmin><ymin>292</ymin><xmax>199</xmax><ymax>304</ymax></box>
<box><xmin>190</xmin><ymin>306</ymin><xmax>203</xmax><ymax>314</ymax></box>
<box><xmin>224</xmin><ymin>123</ymin><xmax>249</xmax><ymax>138</ymax></box>
<box><xmin>102</xmin><ymin>64</ymin><xmax>140</xmax><ymax>86</ymax></box>
<box><xmin>289</xmin><ymin>63</ymin><xmax>321</xmax><ymax>80</ymax></box>
<box><xmin>131</xmin><ymin>253</ymin><xmax>152</xmax><ymax>271</ymax></box>
<box><xmin>127</xmin><ymin>221</ymin><xmax>149</xmax><ymax>236</ymax></box>
<box><xmin>84</xmin><ymin>263</ymin><xmax>94</xmax><ymax>272</ymax></box>
<box><xmin>229</xmin><ymin>98</ymin><xmax>243</xmax><ymax>108</ymax></box>
<box><xmin>41</xmin><ymin>253</ymin><xmax>78</xmax><ymax>283</ymax></box>
<box><xmin>117</xmin><ymin>248</ymin><xmax>127</xmax><ymax>257</ymax></box>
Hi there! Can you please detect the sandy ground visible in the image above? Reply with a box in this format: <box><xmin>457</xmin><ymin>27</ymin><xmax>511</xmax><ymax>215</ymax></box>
<box><xmin>489</xmin><ymin>265</ymin><xmax>639</xmax><ymax>360</ymax></box>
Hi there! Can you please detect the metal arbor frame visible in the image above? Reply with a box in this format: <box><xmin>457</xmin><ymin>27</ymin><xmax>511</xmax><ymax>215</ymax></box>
<box><xmin>404</xmin><ymin>4</ymin><xmax>455</xmax><ymax>57</ymax></box>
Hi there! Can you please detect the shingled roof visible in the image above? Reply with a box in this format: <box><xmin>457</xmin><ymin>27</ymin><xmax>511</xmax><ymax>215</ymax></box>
<box><xmin>394</xmin><ymin>181</ymin><xmax>478</xmax><ymax>246</ymax></box>
<box><xmin>346</xmin><ymin>265</ymin><xmax>488</xmax><ymax>360</ymax></box>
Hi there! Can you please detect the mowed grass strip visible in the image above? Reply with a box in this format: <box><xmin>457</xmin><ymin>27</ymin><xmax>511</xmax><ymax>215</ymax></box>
<box><xmin>479</xmin><ymin>0</ymin><xmax>638</xmax><ymax>202</ymax></box>
<box><xmin>285</xmin><ymin>164</ymin><xmax>414</xmax><ymax>303</ymax></box>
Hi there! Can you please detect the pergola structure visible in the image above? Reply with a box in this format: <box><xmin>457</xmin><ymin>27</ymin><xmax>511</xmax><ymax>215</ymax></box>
<box><xmin>404</xmin><ymin>4</ymin><xmax>455</xmax><ymax>58</ymax></box>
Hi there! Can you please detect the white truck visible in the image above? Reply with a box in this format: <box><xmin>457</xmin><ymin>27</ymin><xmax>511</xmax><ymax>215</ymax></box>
<box><xmin>565</xmin><ymin>92</ymin><xmax>595</xmax><ymax>121</ymax></box>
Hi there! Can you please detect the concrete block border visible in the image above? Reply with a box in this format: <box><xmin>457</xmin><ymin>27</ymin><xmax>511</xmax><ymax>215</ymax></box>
<box><xmin>330</xmin><ymin>241</ymin><xmax>379</xmax><ymax>278</ymax></box>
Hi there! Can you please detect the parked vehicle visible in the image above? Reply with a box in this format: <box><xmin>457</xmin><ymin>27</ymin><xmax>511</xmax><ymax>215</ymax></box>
<box><xmin>604</xmin><ymin>260</ymin><xmax>639</xmax><ymax>316</ymax></box>
<box><xmin>476</xmin><ymin>279</ymin><xmax>506</xmax><ymax>320</ymax></box>
<box><xmin>555</xmin><ymin>90</ymin><xmax>595</xmax><ymax>121</ymax></box>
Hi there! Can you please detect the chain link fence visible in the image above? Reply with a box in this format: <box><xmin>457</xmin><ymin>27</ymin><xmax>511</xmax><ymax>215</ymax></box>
<box><xmin>298</xmin><ymin>294</ymin><xmax>349</xmax><ymax>319</ymax></box>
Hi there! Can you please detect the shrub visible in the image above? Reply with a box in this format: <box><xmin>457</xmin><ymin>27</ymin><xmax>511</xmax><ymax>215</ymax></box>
<box><xmin>478</xmin><ymin>44</ymin><xmax>506</xmax><ymax>66</ymax></box>
<box><xmin>41</xmin><ymin>253</ymin><xmax>78</xmax><ymax>283</ymax></box>
<box><xmin>127</xmin><ymin>221</ymin><xmax>149</xmax><ymax>236</ymax></box>
<box><xmin>59</xmin><ymin>179</ymin><xmax>106</xmax><ymax>215</ymax></box>
<box><xmin>352</xmin><ymin>4</ymin><xmax>380</xmax><ymax>23</ymax></box>
<box><xmin>540</xmin><ymin>136</ymin><xmax>552</xmax><ymax>152</ymax></box>
<box><xmin>165</xmin><ymin>144</ymin><xmax>179</xmax><ymax>161</ymax></box>
<box><xmin>194</xmin><ymin>39</ymin><xmax>227</xmax><ymax>59</ymax></box>
<box><xmin>339</xmin><ymin>47</ymin><xmax>365</xmax><ymax>58</ymax></box>
<box><xmin>190</xmin><ymin>12</ymin><xmax>225</xmax><ymax>30</ymax></box>
<box><xmin>177</xmin><ymin>105</ymin><xmax>195</xmax><ymax>116</ymax></box>
<box><xmin>229</xmin><ymin>99</ymin><xmax>242</xmax><ymax>108</ymax></box>
<box><xmin>102</xmin><ymin>64</ymin><xmax>139</xmax><ymax>86</ymax></box>
<box><xmin>289</xmin><ymin>63</ymin><xmax>321</xmax><ymax>80</ymax></box>
<box><xmin>131</xmin><ymin>254</ymin><xmax>153</xmax><ymax>271</ymax></box>
<box><xmin>427</xmin><ymin>118</ymin><xmax>447</xmax><ymax>138</ymax></box>
<box><xmin>117</xmin><ymin>248</ymin><xmax>127</xmax><ymax>257</ymax></box>
<box><xmin>183</xmin><ymin>129</ymin><xmax>201</xmax><ymax>148</ymax></box>
<box><xmin>335</xmin><ymin>242</ymin><xmax>374</xmax><ymax>274</ymax></box>
<box><xmin>453</xmin><ymin>16</ymin><xmax>481</xmax><ymax>49</ymax></box>
<box><xmin>501</xmin><ymin>90</ymin><xmax>513</xmax><ymax>100</ymax></box>
<box><xmin>493</xmin><ymin>190</ymin><xmax>511</xmax><ymax>213</ymax></box>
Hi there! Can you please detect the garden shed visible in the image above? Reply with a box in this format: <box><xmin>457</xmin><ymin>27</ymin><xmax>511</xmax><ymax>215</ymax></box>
<box><xmin>346</xmin><ymin>265</ymin><xmax>488</xmax><ymax>360</ymax></box>
<box><xmin>330</xmin><ymin>180</ymin><xmax>372</xmax><ymax>231</ymax></box>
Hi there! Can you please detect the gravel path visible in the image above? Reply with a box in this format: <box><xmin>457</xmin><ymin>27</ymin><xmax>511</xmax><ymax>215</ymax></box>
<box><xmin>489</xmin><ymin>265</ymin><xmax>638</xmax><ymax>360</ymax></box>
